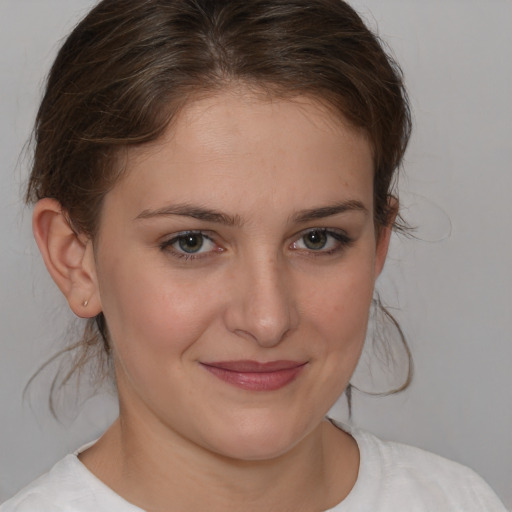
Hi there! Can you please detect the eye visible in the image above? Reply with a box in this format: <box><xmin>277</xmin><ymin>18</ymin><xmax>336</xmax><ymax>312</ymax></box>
<box><xmin>160</xmin><ymin>231</ymin><xmax>221</xmax><ymax>259</ymax></box>
<box><xmin>302</xmin><ymin>230</ymin><xmax>329</xmax><ymax>250</ymax></box>
<box><xmin>291</xmin><ymin>228</ymin><xmax>352</xmax><ymax>254</ymax></box>
<box><xmin>177</xmin><ymin>233</ymin><xmax>207</xmax><ymax>253</ymax></box>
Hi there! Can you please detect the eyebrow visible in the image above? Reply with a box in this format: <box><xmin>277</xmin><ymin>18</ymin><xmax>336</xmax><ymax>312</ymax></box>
<box><xmin>135</xmin><ymin>199</ymin><xmax>367</xmax><ymax>226</ymax></box>
<box><xmin>291</xmin><ymin>200</ymin><xmax>368</xmax><ymax>223</ymax></box>
<box><xmin>135</xmin><ymin>203</ymin><xmax>243</xmax><ymax>227</ymax></box>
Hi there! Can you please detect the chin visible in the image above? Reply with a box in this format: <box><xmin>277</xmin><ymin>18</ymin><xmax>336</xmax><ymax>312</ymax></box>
<box><xmin>202</xmin><ymin>411</ymin><xmax>315</xmax><ymax>462</ymax></box>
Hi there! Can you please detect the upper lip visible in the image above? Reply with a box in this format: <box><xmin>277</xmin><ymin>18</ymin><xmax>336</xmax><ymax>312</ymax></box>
<box><xmin>201</xmin><ymin>360</ymin><xmax>307</xmax><ymax>373</ymax></box>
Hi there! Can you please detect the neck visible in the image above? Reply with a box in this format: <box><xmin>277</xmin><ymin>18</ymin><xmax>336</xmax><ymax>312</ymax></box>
<box><xmin>80</xmin><ymin>406</ymin><xmax>358</xmax><ymax>512</ymax></box>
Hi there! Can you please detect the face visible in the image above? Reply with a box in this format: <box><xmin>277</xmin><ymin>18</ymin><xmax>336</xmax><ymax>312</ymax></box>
<box><xmin>92</xmin><ymin>89</ymin><xmax>389</xmax><ymax>460</ymax></box>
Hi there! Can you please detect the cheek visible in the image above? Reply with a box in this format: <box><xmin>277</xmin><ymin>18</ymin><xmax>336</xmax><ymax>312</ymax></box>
<box><xmin>301</xmin><ymin>252</ymin><xmax>376</xmax><ymax>390</ymax></box>
<box><xmin>307</xmin><ymin>259</ymin><xmax>375</xmax><ymax>340</ymax></box>
<box><xmin>97</xmin><ymin>258</ymin><xmax>221</xmax><ymax>363</ymax></box>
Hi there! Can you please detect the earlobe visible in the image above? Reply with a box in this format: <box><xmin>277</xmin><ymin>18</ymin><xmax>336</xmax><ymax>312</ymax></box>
<box><xmin>32</xmin><ymin>198</ymin><xmax>102</xmax><ymax>318</ymax></box>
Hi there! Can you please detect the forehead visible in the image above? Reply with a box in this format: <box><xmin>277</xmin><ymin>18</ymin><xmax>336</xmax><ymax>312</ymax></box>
<box><xmin>108</xmin><ymin>89</ymin><xmax>374</xmax><ymax>217</ymax></box>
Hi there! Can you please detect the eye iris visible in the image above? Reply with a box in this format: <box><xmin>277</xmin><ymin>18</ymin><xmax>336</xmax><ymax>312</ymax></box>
<box><xmin>304</xmin><ymin>230</ymin><xmax>327</xmax><ymax>250</ymax></box>
<box><xmin>178</xmin><ymin>234</ymin><xmax>204</xmax><ymax>253</ymax></box>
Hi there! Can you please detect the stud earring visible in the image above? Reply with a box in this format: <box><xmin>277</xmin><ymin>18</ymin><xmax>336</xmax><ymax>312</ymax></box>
<box><xmin>82</xmin><ymin>299</ymin><xmax>89</xmax><ymax>308</ymax></box>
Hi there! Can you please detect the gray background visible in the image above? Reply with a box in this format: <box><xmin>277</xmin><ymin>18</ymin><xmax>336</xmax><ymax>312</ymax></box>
<box><xmin>1</xmin><ymin>0</ymin><xmax>511</xmax><ymax>507</ymax></box>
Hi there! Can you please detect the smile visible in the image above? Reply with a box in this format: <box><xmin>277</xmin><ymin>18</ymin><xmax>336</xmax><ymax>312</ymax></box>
<box><xmin>200</xmin><ymin>360</ymin><xmax>307</xmax><ymax>391</ymax></box>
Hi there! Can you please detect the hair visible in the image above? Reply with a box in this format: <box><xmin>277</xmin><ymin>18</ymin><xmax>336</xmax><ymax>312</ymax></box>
<box><xmin>26</xmin><ymin>0</ymin><xmax>412</xmax><ymax>411</ymax></box>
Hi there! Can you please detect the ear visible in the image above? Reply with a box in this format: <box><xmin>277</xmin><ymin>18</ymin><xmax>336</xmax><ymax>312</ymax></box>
<box><xmin>374</xmin><ymin>197</ymin><xmax>398</xmax><ymax>277</ymax></box>
<box><xmin>32</xmin><ymin>198</ymin><xmax>102</xmax><ymax>318</ymax></box>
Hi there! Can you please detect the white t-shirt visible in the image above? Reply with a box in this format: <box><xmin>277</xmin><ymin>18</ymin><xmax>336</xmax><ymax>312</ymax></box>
<box><xmin>1</xmin><ymin>423</ymin><xmax>507</xmax><ymax>512</ymax></box>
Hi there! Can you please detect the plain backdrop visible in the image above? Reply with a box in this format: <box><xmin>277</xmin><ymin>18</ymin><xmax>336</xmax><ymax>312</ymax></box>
<box><xmin>1</xmin><ymin>0</ymin><xmax>511</xmax><ymax>507</ymax></box>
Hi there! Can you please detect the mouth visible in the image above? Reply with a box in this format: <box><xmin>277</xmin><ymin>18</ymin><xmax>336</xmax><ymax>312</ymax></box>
<box><xmin>200</xmin><ymin>360</ymin><xmax>307</xmax><ymax>391</ymax></box>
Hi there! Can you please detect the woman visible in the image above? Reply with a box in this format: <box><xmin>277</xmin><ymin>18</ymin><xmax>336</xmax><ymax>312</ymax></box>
<box><xmin>1</xmin><ymin>0</ymin><xmax>507</xmax><ymax>510</ymax></box>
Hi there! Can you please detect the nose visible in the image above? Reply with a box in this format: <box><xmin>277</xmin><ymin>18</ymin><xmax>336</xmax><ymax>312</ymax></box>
<box><xmin>224</xmin><ymin>253</ymin><xmax>299</xmax><ymax>348</ymax></box>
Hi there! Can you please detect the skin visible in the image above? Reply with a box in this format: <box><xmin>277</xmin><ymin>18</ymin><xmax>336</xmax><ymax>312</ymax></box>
<box><xmin>33</xmin><ymin>88</ymin><xmax>394</xmax><ymax>512</ymax></box>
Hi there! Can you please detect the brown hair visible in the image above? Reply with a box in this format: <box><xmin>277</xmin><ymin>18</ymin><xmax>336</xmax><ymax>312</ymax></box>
<box><xmin>27</xmin><ymin>0</ymin><xmax>412</xmax><ymax>407</ymax></box>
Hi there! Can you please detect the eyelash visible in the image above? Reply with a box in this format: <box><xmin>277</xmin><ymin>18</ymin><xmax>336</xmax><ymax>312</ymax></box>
<box><xmin>159</xmin><ymin>228</ymin><xmax>353</xmax><ymax>261</ymax></box>
<box><xmin>290</xmin><ymin>228</ymin><xmax>353</xmax><ymax>256</ymax></box>
<box><xmin>159</xmin><ymin>230</ymin><xmax>221</xmax><ymax>261</ymax></box>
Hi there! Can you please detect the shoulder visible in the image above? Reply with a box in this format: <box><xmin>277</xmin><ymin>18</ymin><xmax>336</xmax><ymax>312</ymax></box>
<box><xmin>1</xmin><ymin>455</ymin><xmax>80</xmax><ymax>512</ymax></box>
<box><xmin>0</xmin><ymin>453</ymin><xmax>142</xmax><ymax>512</ymax></box>
<box><xmin>332</xmin><ymin>421</ymin><xmax>507</xmax><ymax>512</ymax></box>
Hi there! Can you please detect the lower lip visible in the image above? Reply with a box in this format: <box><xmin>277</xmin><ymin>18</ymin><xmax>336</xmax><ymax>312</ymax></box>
<box><xmin>201</xmin><ymin>363</ymin><xmax>306</xmax><ymax>391</ymax></box>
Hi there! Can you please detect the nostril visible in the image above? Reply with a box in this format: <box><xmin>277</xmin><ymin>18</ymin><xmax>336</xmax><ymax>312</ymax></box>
<box><xmin>226</xmin><ymin>299</ymin><xmax>296</xmax><ymax>347</ymax></box>
<box><xmin>224</xmin><ymin>261</ymin><xmax>299</xmax><ymax>347</ymax></box>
